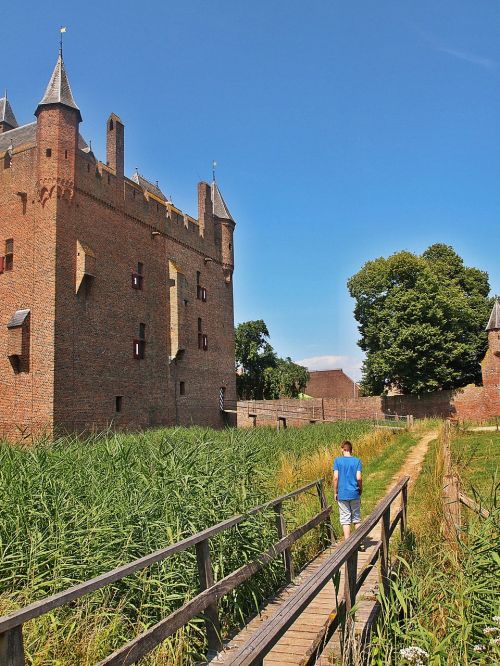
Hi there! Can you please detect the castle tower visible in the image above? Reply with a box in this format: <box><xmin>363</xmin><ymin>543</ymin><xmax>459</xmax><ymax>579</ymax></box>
<box><xmin>482</xmin><ymin>300</ymin><xmax>500</xmax><ymax>387</ymax></box>
<box><xmin>0</xmin><ymin>92</ymin><xmax>18</xmax><ymax>134</ymax></box>
<box><xmin>212</xmin><ymin>180</ymin><xmax>235</xmax><ymax>283</ymax></box>
<box><xmin>35</xmin><ymin>51</ymin><xmax>81</xmax><ymax>200</ymax></box>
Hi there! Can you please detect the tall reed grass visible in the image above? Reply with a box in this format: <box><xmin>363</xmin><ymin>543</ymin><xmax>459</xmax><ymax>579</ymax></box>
<box><xmin>0</xmin><ymin>421</ymin><xmax>375</xmax><ymax>664</ymax></box>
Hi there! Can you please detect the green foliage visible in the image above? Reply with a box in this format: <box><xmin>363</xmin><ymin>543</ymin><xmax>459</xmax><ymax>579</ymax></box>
<box><xmin>235</xmin><ymin>320</ymin><xmax>309</xmax><ymax>399</ymax></box>
<box><xmin>347</xmin><ymin>243</ymin><xmax>491</xmax><ymax>395</ymax></box>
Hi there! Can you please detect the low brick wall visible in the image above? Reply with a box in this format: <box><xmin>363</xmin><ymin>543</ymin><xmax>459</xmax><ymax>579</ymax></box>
<box><xmin>237</xmin><ymin>385</ymin><xmax>500</xmax><ymax>427</ymax></box>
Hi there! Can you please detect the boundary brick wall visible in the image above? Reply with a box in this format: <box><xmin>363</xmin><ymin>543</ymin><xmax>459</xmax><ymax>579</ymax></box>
<box><xmin>305</xmin><ymin>370</ymin><xmax>360</xmax><ymax>399</ymax></box>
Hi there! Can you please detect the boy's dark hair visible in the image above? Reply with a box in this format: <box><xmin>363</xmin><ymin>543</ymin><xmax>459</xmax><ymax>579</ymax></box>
<box><xmin>341</xmin><ymin>440</ymin><xmax>353</xmax><ymax>452</ymax></box>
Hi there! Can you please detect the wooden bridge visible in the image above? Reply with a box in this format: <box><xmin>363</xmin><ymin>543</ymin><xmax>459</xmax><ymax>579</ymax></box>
<box><xmin>0</xmin><ymin>474</ymin><xmax>411</xmax><ymax>666</ymax></box>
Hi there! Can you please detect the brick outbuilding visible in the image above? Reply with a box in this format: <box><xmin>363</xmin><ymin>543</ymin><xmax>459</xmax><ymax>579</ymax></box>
<box><xmin>0</xmin><ymin>50</ymin><xmax>236</xmax><ymax>439</ymax></box>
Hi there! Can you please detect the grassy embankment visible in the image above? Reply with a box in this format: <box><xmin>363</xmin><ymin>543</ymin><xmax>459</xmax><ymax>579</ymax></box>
<box><xmin>371</xmin><ymin>426</ymin><xmax>499</xmax><ymax>666</ymax></box>
<box><xmin>0</xmin><ymin>422</ymin><xmax>418</xmax><ymax>665</ymax></box>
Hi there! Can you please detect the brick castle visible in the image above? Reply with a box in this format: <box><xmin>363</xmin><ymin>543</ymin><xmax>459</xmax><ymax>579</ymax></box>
<box><xmin>0</xmin><ymin>50</ymin><xmax>236</xmax><ymax>439</ymax></box>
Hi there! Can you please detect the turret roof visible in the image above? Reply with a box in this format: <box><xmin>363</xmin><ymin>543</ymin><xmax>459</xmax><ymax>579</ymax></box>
<box><xmin>486</xmin><ymin>299</ymin><xmax>500</xmax><ymax>331</ymax></box>
<box><xmin>131</xmin><ymin>172</ymin><xmax>167</xmax><ymax>200</ymax></box>
<box><xmin>211</xmin><ymin>181</ymin><xmax>234</xmax><ymax>221</ymax></box>
<box><xmin>0</xmin><ymin>94</ymin><xmax>18</xmax><ymax>129</ymax></box>
<box><xmin>36</xmin><ymin>53</ymin><xmax>81</xmax><ymax>121</ymax></box>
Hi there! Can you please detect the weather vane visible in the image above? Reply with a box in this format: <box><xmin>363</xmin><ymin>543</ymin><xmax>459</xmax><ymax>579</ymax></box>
<box><xmin>59</xmin><ymin>26</ymin><xmax>67</xmax><ymax>56</ymax></box>
<box><xmin>212</xmin><ymin>160</ymin><xmax>217</xmax><ymax>182</ymax></box>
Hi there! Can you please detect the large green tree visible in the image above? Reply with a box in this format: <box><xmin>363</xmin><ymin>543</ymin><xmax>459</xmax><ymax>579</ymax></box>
<box><xmin>347</xmin><ymin>244</ymin><xmax>491</xmax><ymax>395</ymax></box>
<box><xmin>235</xmin><ymin>320</ymin><xmax>309</xmax><ymax>399</ymax></box>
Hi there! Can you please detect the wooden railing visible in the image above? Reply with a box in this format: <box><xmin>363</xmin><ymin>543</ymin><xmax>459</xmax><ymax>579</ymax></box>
<box><xmin>0</xmin><ymin>479</ymin><xmax>333</xmax><ymax>666</ymax></box>
<box><xmin>222</xmin><ymin>476</ymin><xmax>410</xmax><ymax>666</ymax></box>
<box><xmin>442</xmin><ymin>420</ymin><xmax>491</xmax><ymax>542</ymax></box>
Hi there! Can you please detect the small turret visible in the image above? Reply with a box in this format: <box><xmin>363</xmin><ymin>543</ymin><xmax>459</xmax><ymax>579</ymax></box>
<box><xmin>35</xmin><ymin>51</ymin><xmax>81</xmax><ymax>199</ymax></box>
<box><xmin>211</xmin><ymin>180</ymin><xmax>235</xmax><ymax>282</ymax></box>
<box><xmin>0</xmin><ymin>92</ymin><xmax>18</xmax><ymax>134</ymax></box>
<box><xmin>482</xmin><ymin>299</ymin><xmax>500</xmax><ymax>387</ymax></box>
<box><xmin>106</xmin><ymin>113</ymin><xmax>124</xmax><ymax>179</ymax></box>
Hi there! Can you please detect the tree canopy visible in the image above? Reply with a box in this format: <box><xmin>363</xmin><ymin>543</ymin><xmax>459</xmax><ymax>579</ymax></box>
<box><xmin>347</xmin><ymin>244</ymin><xmax>491</xmax><ymax>395</ymax></box>
<box><xmin>235</xmin><ymin>320</ymin><xmax>309</xmax><ymax>399</ymax></box>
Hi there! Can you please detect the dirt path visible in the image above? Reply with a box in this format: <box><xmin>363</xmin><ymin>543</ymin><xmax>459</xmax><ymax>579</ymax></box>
<box><xmin>387</xmin><ymin>428</ymin><xmax>439</xmax><ymax>495</ymax></box>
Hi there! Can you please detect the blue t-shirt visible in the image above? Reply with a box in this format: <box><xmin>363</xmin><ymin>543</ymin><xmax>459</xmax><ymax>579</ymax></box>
<box><xmin>333</xmin><ymin>456</ymin><xmax>362</xmax><ymax>500</ymax></box>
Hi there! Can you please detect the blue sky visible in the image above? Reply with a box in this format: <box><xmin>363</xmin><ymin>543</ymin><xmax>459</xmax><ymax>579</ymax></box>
<box><xmin>4</xmin><ymin>1</ymin><xmax>500</xmax><ymax>379</ymax></box>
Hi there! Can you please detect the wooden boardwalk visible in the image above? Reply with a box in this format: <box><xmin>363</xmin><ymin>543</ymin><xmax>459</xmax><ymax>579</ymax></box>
<box><xmin>210</xmin><ymin>430</ymin><xmax>436</xmax><ymax>666</ymax></box>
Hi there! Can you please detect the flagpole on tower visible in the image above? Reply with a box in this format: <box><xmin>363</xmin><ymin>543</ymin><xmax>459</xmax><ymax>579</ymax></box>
<box><xmin>212</xmin><ymin>160</ymin><xmax>217</xmax><ymax>183</ymax></box>
<box><xmin>59</xmin><ymin>26</ymin><xmax>67</xmax><ymax>57</ymax></box>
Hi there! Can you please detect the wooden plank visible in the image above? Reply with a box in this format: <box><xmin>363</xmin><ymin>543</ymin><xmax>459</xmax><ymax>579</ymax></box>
<box><xmin>98</xmin><ymin>507</ymin><xmax>331</xmax><ymax>666</ymax></box>
<box><xmin>0</xmin><ymin>479</ymin><xmax>325</xmax><ymax>634</ymax></box>
<box><xmin>459</xmin><ymin>492</ymin><xmax>490</xmax><ymax>519</ymax></box>
<box><xmin>274</xmin><ymin>503</ymin><xmax>293</xmax><ymax>583</ymax></box>
<box><xmin>380</xmin><ymin>508</ymin><xmax>390</xmax><ymax>598</ymax></box>
<box><xmin>0</xmin><ymin>627</ymin><xmax>25</xmax><ymax>666</ymax></box>
<box><xmin>196</xmin><ymin>539</ymin><xmax>222</xmax><ymax>653</ymax></box>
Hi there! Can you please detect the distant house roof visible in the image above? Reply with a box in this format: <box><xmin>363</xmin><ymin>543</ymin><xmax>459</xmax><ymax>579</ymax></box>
<box><xmin>211</xmin><ymin>181</ymin><xmax>233</xmax><ymax>221</ymax></box>
<box><xmin>131</xmin><ymin>172</ymin><xmax>167</xmax><ymax>200</ymax></box>
<box><xmin>36</xmin><ymin>53</ymin><xmax>81</xmax><ymax>121</ymax></box>
<box><xmin>486</xmin><ymin>300</ymin><xmax>500</xmax><ymax>331</ymax></box>
<box><xmin>7</xmin><ymin>309</ymin><xmax>30</xmax><ymax>329</ymax></box>
<box><xmin>305</xmin><ymin>369</ymin><xmax>360</xmax><ymax>399</ymax></box>
<box><xmin>0</xmin><ymin>94</ymin><xmax>18</xmax><ymax>129</ymax></box>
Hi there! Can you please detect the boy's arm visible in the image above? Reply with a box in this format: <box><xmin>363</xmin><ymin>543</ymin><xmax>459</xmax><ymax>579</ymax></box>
<box><xmin>333</xmin><ymin>470</ymin><xmax>339</xmax><ymax>500</ymax></box>
<box><xmin>356</xmin><ymin>470</ymin><xmax>362</xmax><ymax>496</ymax></box>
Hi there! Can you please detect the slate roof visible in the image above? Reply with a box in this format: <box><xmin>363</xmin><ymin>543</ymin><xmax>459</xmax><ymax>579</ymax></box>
<box><xmin>211</xmin><ymin>181</ymin><xmax>233</xmax><ymax>221</ymax></box>
<box><xmin>7</xmin><ymin>309</ymin><xmax>30</xmax><ymax>329</ymax></box>
<box><xmin>131</xmin><ymin>172</ymin><xmax>167</xmax><ymax>200</ymax></box>
<box><xmin>0</xmin><ymin>121</ymin><xmax>89</xmax><ymax>154</ymax></box>
<box><xmin>0</xmin><ymin>95</ymin><xmax>18</xmax><ymax>129</ymax></box>
<box><xmin>486</xmin><ymin>300</ymin><xmax>500</xmax><ymax>331</ymax></box>
<box><xmin>37</xmin><ymin>54</ymin><xmax>81</xmax><ymax>121</ymax></box>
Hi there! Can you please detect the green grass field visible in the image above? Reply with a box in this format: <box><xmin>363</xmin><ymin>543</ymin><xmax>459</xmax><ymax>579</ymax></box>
<box><xmin>371</xmin><ymin>428</ymin><xmax>499</xmax><ymax>666</ymax></box>
<box><xmin>0</xmin><ymin>422</ymin><xmax>417</xmax><ymax>664</ymax></box>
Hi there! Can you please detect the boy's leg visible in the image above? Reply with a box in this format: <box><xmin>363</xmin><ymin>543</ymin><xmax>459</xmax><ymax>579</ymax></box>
<box><xmin>338</xmin><ymin>500</ymin><xmax>352</xmax><ymax>540</ymax></box>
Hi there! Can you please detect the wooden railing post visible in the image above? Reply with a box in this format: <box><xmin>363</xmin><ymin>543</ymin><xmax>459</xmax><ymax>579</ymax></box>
<box><xmin>274</xmin><ymin>501</ymin><xmax>293</xmax><ymax>582</ymax></box>
<box><xmin>195</xmin><ymin>539</ymin><xmax>222</xmax><ymax>654</ymax></box>
<box><xmin>343</xmin><ymin>550</ymin><xmax>358</xmax><ymax>665</ymax></box>
<box><xmin>380</xmin><ymin>508</ymin><xmax>390</xmax><ymax>598</ymax></box>
<box><xmin>400</xmin><ymin>482</ymin><xmax>408</xmax><ymax>541</ymax></box>
<box><xmin>443</xmin><ymin>475</ymin><xmax>461</xmax><ymax>542</ymax></box>
<box><xmin>317</xmin><ymin>480</ymin><xmax>334</xmax><ymax>544</ymax></box>
<box><xmin>0</xmin><ymin>627</ymin><xmax>25</xmax><ymax>666</ymax></box>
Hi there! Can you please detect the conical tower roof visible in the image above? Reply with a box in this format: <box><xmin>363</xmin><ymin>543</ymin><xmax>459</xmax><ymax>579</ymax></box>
<box><xmin>0</xmin><ymin>93</ymin><xmax>18</xmax><ymax>129</ymax></box>
<box><xmin>36</xmin><ymin>53</ymin><xmax>81</xmax><ymax>121</ymax></box>
<box><xmin>486</xmin><ymin>299</ymin><xmax>500</xmax><ymax>331</ymax></box>
<box><xmin>211</xmin><ymin>181</ymin><xmax>234</xmax><ymax>222</ymax></box>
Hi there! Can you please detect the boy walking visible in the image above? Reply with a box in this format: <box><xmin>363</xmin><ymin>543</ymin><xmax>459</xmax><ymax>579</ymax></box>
<box><xmin>333</xmin><ymin>440</ymin><xmax>362</xmax><ymax>541</ymax></box>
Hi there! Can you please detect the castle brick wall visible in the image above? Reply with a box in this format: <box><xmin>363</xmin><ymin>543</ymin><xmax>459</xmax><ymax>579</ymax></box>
<box><xmin>237</xmin><ymin>386</ymin><xmax>500</xmax><ymax>427</ymax></box>
<box><xmin>0</xmin><ymin>69</ymin><xmax>236</xmax><ymax>440</ymax></box>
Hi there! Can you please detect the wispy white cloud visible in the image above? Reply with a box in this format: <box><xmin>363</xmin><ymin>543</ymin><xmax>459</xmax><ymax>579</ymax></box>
<box><xmin>295</xmin><ymin>355</ymin><xmax>363</xmax><ymax>381</ymax></box>
<box><xmin>436</xmin><ymin>46</ymin><xmax>496</xmax><ymax>69</ymax></box>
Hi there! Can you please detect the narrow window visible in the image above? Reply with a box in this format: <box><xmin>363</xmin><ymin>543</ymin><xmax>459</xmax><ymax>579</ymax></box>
<box><xmin>65</xmin><ymin>150</ymin><xmax>68</xmax><ymax>159</ymax></box>
<box><xmin>46</xmin><ymin>148</ymin><xmax>52</xmax><ymax>158</ymax></box>
<box><xmin>202</xmin><ymin>334</ymin><xmax>208</xmax><ymax>351</ymax></box>
<box><xmin>5</xmin><ymin>239</ymin><xmax>13</xmax><ymax>271</ymax></box>
<box><xmin>87</xmin><ymin>163</ymin><xmax>90</xmax><ymax>172</ymax></box>
<box><xmin>132</xmin><ymin>262</ymin><xmax>144</xmax><ymax>290</ymax></box>
<box><xmin>198</xmin><ymin>317</ymin><xmax>202</xmax><ymax>332</ymax></box>
<box><xmin>3</xmin><ymin>152</ymin><xmax>11</xmax><ymax>169</ymax></box>
<box><xmin>179</xmin><ymin>381</ymin><xmax>186</xmax><ymax>396</ymax></box>
<box><xmin>107</xmin><ymin>174</ymin><xmax>110</xmax><ymax>184</ymax></box>
<box><xmin>133</xmin><ymin>323</ymin><xmax>146</xmax><ymax>359</ymax></box>
<box><xmin>196</xmin><ymin>271</ymin><xmax>201</xmax><ymax>285</ymax></box>
<box><xmin>115</xmin><ymin>396</ymin><xmax>123</xmax><ymax>413</ymax></box>
<box><xmin>198</xmin><ymin>317</ymin><xmax>203</xmax><ymax>349</ymax></box>
<box><xmin>201</xmin><ymin>287</ymin><xmax>207</xmax><ymax>302</ymax></box>
<box><xmin>110</xmin><ymin>119</ymin><xmax>114</xmax><ymax>131</ymax></box>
